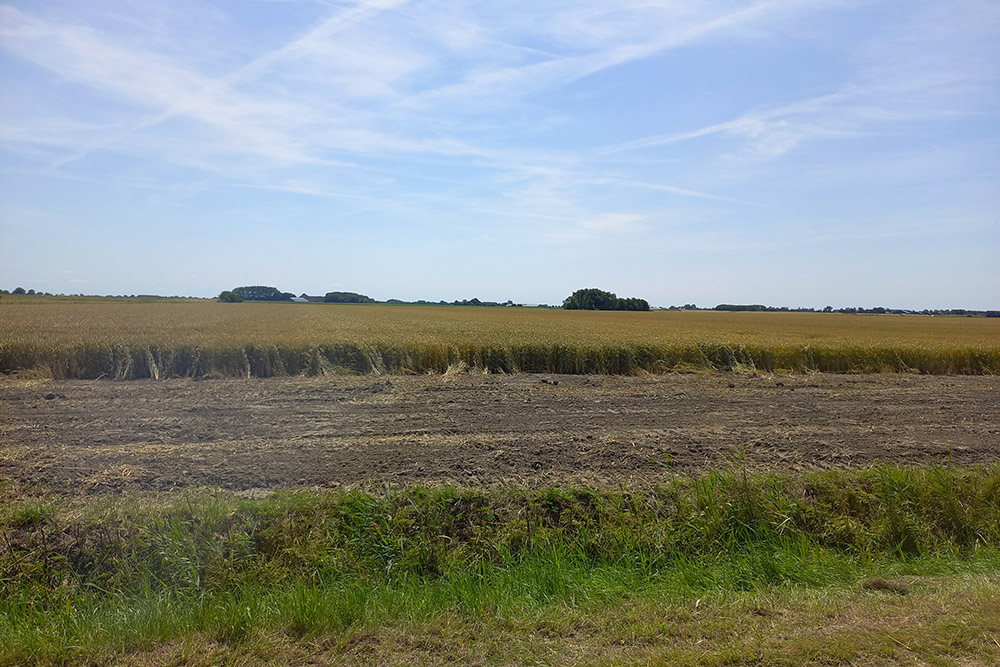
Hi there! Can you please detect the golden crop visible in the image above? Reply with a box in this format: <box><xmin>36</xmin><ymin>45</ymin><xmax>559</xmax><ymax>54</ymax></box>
<box><xmin>2</xmin><ymin>298</ymin><xmax>998</xmax><ymax>377</ymax></box>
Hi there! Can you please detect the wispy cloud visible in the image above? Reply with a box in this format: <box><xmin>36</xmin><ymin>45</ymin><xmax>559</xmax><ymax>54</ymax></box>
<box><xmin>596</xmin><ymin>1</ymin><xmax>999</xmax><ymax>161</ymax></box>
<box><xmin>0</xmin><ymin>0</ymin><xmax>843</xmax><ymax>177</ymax></box>
<box><xmin>594</xmin><ymin>83</ymin><xmax>971</xmax><ymax>160</ymax></box>
<box><xmin>2</xmin><ymin>0</ymin><xmax>998</xmax><ymax>307</ymax></box>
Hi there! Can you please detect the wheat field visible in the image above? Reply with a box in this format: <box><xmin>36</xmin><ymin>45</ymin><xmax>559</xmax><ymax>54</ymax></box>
<box><xmin>1</xmin><ymin>298</ymin><xmax>997</xmax><ymax>377</ymax></box>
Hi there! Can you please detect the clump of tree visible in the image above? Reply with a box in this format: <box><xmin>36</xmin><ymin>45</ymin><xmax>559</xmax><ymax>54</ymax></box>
<box><xmin>324</xmin><ymin>291</ymin><xmax>375</xmax><ymax>303</ymax></box>
<box><xmin>563</xmin><ymin>288</ymin><xmax>649</xmax><ymax>311</ymax></box>
<box><xmin>218</xmin><ymin>290</ymin><xmax>244</xmax><ymax>303</ymax></box>
<box><xmin>382</xmin><ymin>298</ymin><xmax>521</xmax><ymax>307</ymax></box>
<box><xmin>715</xmin><ymin>304</ymin><xmax>767</xmax><ymax>312</ymax></box>
<box><xmin>231</xmin><ymin>286</ymin><xmax>294</xmax><ymax>301</ymax></box>
<box><xmin>617</xmin><ymin>297</ymin><xmax>649</xmax><ymax>311</ymax></box>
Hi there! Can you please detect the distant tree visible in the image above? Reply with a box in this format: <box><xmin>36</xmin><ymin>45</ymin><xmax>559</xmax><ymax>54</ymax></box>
<box><xmin>324</xmin><ymin>291</ymin><xmax>375</xmax><ymax>303</ymax></box>
<box><xmin>563</xmin><ymin>288</ymin><xmax>619</xmax><ymax>310</ymax></box>
<box><xmin>563</xmin><ymin>288</ymin><xmax>649</xmax><ymax>311</ymax></box>
<box><xmin>218</xmin><ymin>290</ymin><xmax>244</xmax><ymax>303</ymax></box>
<box><xmin>232</xmin><ymin>286</ymin><xmax>293</xmax><ymax>301</ymax></box>
<box><xmin>618</xmin><ymin>297</ymin><xmax>650</xmax><ymax>311</ymax></box>
<box><xmin>715</xmin><ymin>304</ymin><xmax>766</xmax><ymax>312</ymax></box>
<box><xmin>12</xmin><ymin>287</ymin><xmax>26</xmax><ymax>295</ymax></box>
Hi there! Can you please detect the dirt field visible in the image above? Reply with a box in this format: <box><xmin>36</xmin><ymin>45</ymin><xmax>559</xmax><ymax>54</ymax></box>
<box><xmin>2</xmin><ymin>372</ymin><xmax>998</xmax><ymax>495</ymax></box>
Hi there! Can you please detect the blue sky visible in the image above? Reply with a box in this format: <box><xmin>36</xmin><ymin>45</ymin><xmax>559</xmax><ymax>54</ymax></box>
<box><xmin>1</xmin><ymin>0</ymin><xmax>997</xmax><ymax>308</ymax></box>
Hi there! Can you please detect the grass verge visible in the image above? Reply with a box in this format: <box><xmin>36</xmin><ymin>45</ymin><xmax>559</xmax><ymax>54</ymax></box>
<box><xmin>3</xmin><ymin>464</ymin><xmax>1000</xmax><ymax>664</ymax></box>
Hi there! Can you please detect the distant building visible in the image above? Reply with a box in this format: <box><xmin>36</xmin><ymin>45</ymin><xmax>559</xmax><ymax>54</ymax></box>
<box><xmin>298</xmin><ymin>294</ymin><xmax>326</xmax><ymax>303</ymax></box>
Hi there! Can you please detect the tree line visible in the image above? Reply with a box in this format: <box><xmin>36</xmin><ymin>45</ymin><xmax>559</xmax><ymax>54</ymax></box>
<box><xmin>218</xmin><ymin>286</ymin><xmax>523</xmax><ymax>306</ymax></box>
<box><xmin>218</xmin><ymin>287</ymin><xmax>375</xmax><ymax>303</ymax></box>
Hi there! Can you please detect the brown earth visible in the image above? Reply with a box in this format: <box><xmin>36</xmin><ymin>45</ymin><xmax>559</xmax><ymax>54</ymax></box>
<box><xmin>1</xmin><ymin>372</ymin><xmax>998</xmax><ymax>495</ymax></box>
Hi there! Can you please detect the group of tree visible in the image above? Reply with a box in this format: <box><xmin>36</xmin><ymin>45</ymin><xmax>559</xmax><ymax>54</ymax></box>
<box><xmin>323</xmin><ymin>292</ymin><xmax>375</xmax><ymax>303</ymax></box>
<box><xmin>218</xmin><ymin>286</ymin><xmax>376</xmax><ymax>304</ymax></box>
<box><xmin>222</xmin><ymin>286</ymin><xmax>295</xmax><ymax>301</ymax></box>
<box><xmin>447</xmin><ymin>298</ymin><xmax>519</xmax><ymax>307</ymax></box>
<box><xmin>1</xmin><ymin>287</ymin><xmax>55</xmax><ymax>298</ymax></box>
<box><xmin>384</xmin><ymin>298</ymin><xmax>522</xmax><ymax>307</ymax></box>
<box><xmin>217</xmin><ymin>290</ymin><xmax>245</xmax><ymax>302</ymax></box>
<box><xmin>715</xmin><ymin>304</ymin><xmax>815</xmax><ymax>312</ymax></box>
<box><xmin>562</xmin><ymin>288</ymin><xmax>650</xmax><ymax>311</ymax></box>
<box><xmin>713</xmin><ymin>304</ymin><xmax>998</xmax><ymax>316</ymax></box>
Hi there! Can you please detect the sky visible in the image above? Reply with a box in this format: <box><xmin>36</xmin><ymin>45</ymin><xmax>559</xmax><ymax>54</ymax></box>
<box><xmin>1</xmin><ymin>0</ymin><xmax>998</xmax><ymax>309</ymax></box>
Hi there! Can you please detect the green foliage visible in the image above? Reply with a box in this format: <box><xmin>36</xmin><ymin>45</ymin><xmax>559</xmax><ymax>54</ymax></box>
<box><xmin>217</xmin><ymin>290</ymin><xmax>244</xmax><ymax>303</ymax></box>
<box><xmin>323</xmin><ymin>291</ymin><xmax>375</xmax><ymax>304</ymax></box>
<box><xmin>617</xmin><ymin>297</ymin><xmax>650</xmax><ymax>311</ymax></box>
<box><xmin>716</xmin><ymin>304</ymin><xmax>767</xmax><ymax>312</ymax></box>
<box><xmin>563</xmin><ymin>288</ymin><xmax>649</xmax><ymax>311</ymax></box>
<box><xmin>4</xmin><ymin>465</ymin><xmax>998</xmax><ymax>600</ymax></box>
<box><xmin>3</xmin><ymin>465</ymin><xmax>1000</xmax><ymax>662</ymax></box>
<box><xmin>231</xmin><ymin>286</ymin><xmax>293</xmax><ymax>301</ymax></box>
<box><xmin>563</xmin><ymin>288</ymin><xmax>619</xmax><ymax>310</ymax></box>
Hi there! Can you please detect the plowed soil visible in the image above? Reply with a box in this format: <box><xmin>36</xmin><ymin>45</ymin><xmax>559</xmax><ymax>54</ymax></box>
<box><xmin>2</xmin><ymin>373</ymin><xmax>998</xmax><ymax>495</ymax></box>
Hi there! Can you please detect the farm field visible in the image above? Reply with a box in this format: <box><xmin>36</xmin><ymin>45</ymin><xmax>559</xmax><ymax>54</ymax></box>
<box><xmin>2</xmin><ymin>297</ymin><xmax>999</xmax><ymax>376</ymax></box>
<box><xmin>3</xmin><ymin>300</ymin><xmax>1000</xmax><ymax>664</ymax></box>
<box><xmin>2</xmin><ymin>372</ymin><xmax>998</xmax><ymax>493</ymax></box>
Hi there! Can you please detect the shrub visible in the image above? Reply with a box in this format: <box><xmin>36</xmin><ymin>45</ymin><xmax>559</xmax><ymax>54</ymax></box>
<box><xmin>218</xmin><ymin>291</ymin><xmax>244</xmax><ymax>303</ymax></box>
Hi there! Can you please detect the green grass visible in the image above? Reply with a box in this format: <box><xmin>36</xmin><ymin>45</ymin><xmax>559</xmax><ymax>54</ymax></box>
<box><xmin>3</xmin><ymin>464</ymin><xmax>1000</xmax><ymax>664</ymax></box>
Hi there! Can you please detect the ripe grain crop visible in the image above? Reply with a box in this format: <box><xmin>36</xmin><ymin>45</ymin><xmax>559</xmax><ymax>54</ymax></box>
<box><xmin>1</xmin><ymin>298</ymin><xmax>997</xmax><ymax>378</ymax></box>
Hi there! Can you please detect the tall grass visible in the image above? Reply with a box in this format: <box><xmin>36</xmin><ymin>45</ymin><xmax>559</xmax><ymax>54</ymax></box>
<box><xmin>3</xmin><ymin>465</ymin><xmax>1000</xmax><ymax>662</ymax></box>
<box><xmin>2</xmin><ymin>300</ymin><xmax>998</xmax><ymax>377</ymax></box>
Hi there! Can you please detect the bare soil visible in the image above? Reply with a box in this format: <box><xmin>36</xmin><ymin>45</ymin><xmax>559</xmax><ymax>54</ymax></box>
<box><xmin>2</xmin><ymin>373</ymin><xmax>998</xmax><ymax>495</ymax></box>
